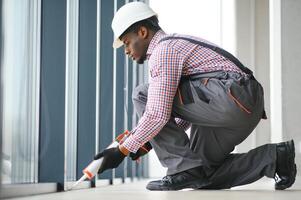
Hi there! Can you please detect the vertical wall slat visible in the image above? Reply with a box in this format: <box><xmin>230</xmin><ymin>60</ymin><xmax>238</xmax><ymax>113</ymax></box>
<box><xmin>114</xmin><ymin>0</ymin><xmax>126</xmax><ymax>180</ymax></box>
<box><xmin>39</xmin><ymin>0</ymin><xmax>67</xmax><ymax>191</ymax></box>
<box><xmin>77</xmin><ymin>0</ymin><xmax>97</xmax><ymax>185</ymax></box>
<box><xmin>98</xmin><ymin>0</ymin><xmax>114</xmax><ymax>180</ymax></box>
<box><xmin>0</xmin><ymin>0</ymin><xmax>3</xmax><ymax>188</ymax></box>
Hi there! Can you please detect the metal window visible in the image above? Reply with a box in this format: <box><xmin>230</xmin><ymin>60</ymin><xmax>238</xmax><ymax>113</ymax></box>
<box><xmin>64</xmin><ymin>0</ymin><xmax>79</xmax><ymax>183</ymax></box>
<box><xmin>1</xmin><ymin>0</ymin><xmax>41</xmax><ymax>184</ymax></box>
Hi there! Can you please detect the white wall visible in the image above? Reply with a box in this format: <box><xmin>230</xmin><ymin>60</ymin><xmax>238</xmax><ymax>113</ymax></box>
<box><xmin>150</xmin><ymin>0</ymin><xmax>221</xmax><ymax>44</ymax></box>
<box><xmin>280</xmin><ymin>0</ymin><xmax>301</xmax><ymax>172</ymax></box>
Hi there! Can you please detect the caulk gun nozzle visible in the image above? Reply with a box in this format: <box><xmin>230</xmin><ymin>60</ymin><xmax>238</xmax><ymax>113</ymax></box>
<box><xmin>69</xmin><ymin>174</ymin><xmax>87</xmax><ymax>191</ymax></box>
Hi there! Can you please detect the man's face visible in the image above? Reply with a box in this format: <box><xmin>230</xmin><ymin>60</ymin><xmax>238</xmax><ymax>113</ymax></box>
<box><xmin>120</xmin><ymin>27</ymin><xmax>149</xmax><ymax>64</ymax></box>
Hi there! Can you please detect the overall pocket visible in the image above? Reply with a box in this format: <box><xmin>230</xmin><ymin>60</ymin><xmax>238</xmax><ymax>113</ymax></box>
<box><xmin>192</xmin><ymin>78</ymin><xmax>211</xmax><ymax>104</ymax></box>
<box><xmin>227</xmin><ymin>80</ymin><xmax>253</xmax><ymax>114</ymax></box>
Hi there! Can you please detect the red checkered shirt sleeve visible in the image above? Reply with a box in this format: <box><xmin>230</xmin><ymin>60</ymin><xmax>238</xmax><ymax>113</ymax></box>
<box><xmin>122</xmin><ymin>46</ymin><xmax>185</xmax><ymax>153</ymax></box>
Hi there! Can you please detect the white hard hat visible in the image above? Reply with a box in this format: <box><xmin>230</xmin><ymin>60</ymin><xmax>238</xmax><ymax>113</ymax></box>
<box><xmin>111</xmin><ymin>2</ymin><xmax>157</xmax><ymax>48</ymax></box>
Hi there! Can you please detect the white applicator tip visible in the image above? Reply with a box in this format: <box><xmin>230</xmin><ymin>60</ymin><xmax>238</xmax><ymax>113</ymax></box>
<box><xmin>68</xmin><ymin>174</ymin><xmax>87</xmax><ymax>191</ymax></box>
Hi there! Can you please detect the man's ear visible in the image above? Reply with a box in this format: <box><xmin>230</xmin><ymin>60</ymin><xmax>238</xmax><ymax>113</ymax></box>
<box><xmin>138</xmin><ymin>26</ymin><xmax>149</xmax><ymax>39</ymax></box>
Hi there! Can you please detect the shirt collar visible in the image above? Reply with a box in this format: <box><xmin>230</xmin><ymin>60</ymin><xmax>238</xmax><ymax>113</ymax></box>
<box><xmin>146</xmin><ymin>30</ymin><xmax>167</xmax><ymax>58</ymax></box>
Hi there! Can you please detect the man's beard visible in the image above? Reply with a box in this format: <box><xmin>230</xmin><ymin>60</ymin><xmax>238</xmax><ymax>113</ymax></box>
<box><xmin>136</xmin><ymin>54</ymin><xmax>146</xmax><ymax>64</ymax></box>
<box><xmin>136</xmin><ymin>46</ymin><xmax>148</xmax><ymax>64</ymax></box>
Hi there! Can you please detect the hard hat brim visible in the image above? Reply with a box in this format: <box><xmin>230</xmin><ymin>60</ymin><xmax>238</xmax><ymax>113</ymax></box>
<box><xmin>113</xmin><ymin>38</ymin><xmax>123</xmax><ymax>49</ymax></box>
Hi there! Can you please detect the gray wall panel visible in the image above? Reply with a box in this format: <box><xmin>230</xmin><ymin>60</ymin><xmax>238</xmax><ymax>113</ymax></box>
<box><xmin>98</xmin><ymin>0</ymin><xmax>114</xmax><ymax>180</ymax></box>
<box><xmin>39</xmin><ymin>0</ymin><xmax>66</xmax><ymax>190</ymax></box>
<box><xmin>115</xmin><ymin>0</ymin><xmax>126</xmax><ymax>180</ymax></box>
<box><xmin>0</xmin><ymin>0</ymin><xmax>2</xmax><ymax>188</ymax></box>
<box><xmin>127</xmin><ymin>58</ymin><xmax>134</xmax><ymax>178</ymax></box>
<box><xmin>77</xmin><ymin>0</ymin><xmax>97</xmax><ymax>182</ymax></box>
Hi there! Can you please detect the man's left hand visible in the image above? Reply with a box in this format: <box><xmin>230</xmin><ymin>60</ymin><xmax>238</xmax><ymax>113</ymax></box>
<box><xmin>94</xmin><ymin>147</ymin><xmax>126</xmax><ymax>174</ymax></box>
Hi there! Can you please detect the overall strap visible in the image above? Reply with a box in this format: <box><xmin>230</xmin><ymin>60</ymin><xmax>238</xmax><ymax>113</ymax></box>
<box><xmin>159</xmin><ymin>36</ymin><xmax>254</xmax><ymax>77</ymax></box>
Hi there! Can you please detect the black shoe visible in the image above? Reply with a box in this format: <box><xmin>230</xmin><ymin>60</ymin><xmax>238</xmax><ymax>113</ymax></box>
<box><xmin>146</xmin><ymin>166</ymin><xmax>209</xmax><ymax>191</ymax></box>
<box><xmin>274</xmin><ymin>140</ymin><xmax>297</xmax><ymax>190</ymax></box>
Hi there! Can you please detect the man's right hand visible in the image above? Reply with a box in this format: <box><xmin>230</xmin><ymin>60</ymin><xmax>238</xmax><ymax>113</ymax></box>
<box><xmin>129</xmin><ymin>142</ymin><xmax>152</xmax><ymax>161</ymax></box>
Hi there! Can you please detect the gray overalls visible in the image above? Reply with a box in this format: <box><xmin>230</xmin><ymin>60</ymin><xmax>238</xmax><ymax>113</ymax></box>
<box><xmin>132</xmin><ymin>37</ymin><xmax>276</xmax><ymax>189</ymax></box>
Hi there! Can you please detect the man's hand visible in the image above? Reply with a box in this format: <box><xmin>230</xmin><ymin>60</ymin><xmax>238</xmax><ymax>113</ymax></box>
<box><xmin>129</xmin><ymin>142</ymin><xmax>152</xmax><ymax>161</ymax></box>
<box><xmin>94</xmin><ymin>147</ymin><xmax>126</xmax><ymax>174</ymax></box>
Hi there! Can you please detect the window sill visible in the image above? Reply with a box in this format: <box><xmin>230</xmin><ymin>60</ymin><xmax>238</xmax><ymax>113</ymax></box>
<box><xmin>0</xmin><ymin>182</ymin><xmax>57</xmax><ymax>199</ymax></box>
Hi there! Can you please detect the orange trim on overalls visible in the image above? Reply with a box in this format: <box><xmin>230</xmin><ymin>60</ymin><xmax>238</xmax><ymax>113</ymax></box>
<box><xmin>202</xmin><ymin>78</ymin><xmax>209</xmax><ymax>86</ymax></box>
<box><xmin>228</xmin><ymin>89</ymin><xmax>252</xmax><ymax>114</ymax></box>
<box><xmin>140</xmin><ymin>145</ymin><xmax>150</xmax><ymax>153</ymax></box>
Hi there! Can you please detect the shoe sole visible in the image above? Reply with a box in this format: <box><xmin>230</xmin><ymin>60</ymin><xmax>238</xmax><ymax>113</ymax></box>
<box><xmin>275</xmin><ymin>140</ymin><xmax>297</xmax><ymax>190</ymax></box>
<box><xmin>146</xmin><ymin>179</ymin><xmax>208</xmax><ymax>191</ymax></box>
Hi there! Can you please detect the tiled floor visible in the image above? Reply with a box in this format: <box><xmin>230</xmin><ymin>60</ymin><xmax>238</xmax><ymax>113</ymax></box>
<box><xmin>4</xmin><ymin>177</ymin><xmax>301</xmax><ymax>200</ymax></box>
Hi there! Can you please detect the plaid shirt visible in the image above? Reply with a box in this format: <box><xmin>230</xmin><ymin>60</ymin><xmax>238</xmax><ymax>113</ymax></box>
<box><xmin>122</xmin><ymin>30</ymin><xmax>246</xmax><ymax>153</ymax></box>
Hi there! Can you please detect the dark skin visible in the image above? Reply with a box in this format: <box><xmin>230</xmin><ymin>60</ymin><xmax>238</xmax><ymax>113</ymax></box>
<box><xmin>120</xmin><ymin>26</ymin><xmax>156</xmax><ymax>64</ymax></box>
